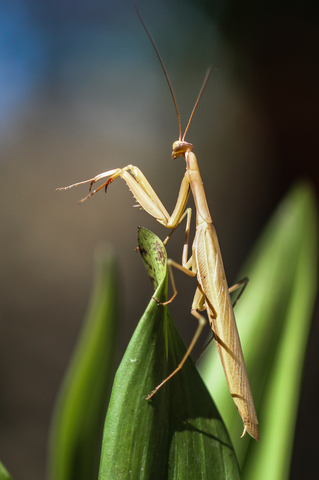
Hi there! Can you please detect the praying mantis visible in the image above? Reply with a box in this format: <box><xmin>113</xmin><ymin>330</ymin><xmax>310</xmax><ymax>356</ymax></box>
<box><xmin>57</xmin><ymin>14</ymin><xmax>259</xmax><ymax>441</ymax></box>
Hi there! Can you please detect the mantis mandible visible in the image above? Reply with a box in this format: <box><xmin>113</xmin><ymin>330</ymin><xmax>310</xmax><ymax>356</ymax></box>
<box><xmin>57</xmin><ymin>14</ymin><xmax>259</xmax><ymax>441</ymax></box>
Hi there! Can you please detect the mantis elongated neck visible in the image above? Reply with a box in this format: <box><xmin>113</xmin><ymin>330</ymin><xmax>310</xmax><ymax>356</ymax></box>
<box><xmin>185</xmin><ymin>151</ymin><xmax>212</xmax><ymax>225</ymax></box>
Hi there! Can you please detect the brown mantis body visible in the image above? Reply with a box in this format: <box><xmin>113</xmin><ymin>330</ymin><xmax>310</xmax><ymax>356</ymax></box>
<box><xmin>57</xmin><ymin>15</ymin><xmax>259</xmax><ymax>440</ymax></box>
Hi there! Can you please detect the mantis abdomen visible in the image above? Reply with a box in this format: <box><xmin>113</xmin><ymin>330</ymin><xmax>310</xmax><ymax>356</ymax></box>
<box><xmin>194</xmin><ymin>221</ymin><xmax>259</xmax><ymax>440</ymax></box>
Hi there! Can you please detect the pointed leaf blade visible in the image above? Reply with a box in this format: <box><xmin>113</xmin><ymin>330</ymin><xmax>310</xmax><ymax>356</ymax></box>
<box><xmin>99</xmin><ymin>227</ymin><xmax>240</xmax><ymax>480</ymax></box>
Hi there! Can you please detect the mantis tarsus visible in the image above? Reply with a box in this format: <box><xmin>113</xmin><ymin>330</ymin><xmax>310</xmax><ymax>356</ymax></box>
<box><xmin>57</xmin><ymin>14</ymin><xmax>259</xmax><ymax>441</ymax></box>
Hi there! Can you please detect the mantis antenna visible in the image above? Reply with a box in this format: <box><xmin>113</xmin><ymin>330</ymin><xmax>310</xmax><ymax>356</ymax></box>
<box><xmin>182</xmin><ymin>66</ymin><xmax>212</xmax><ymax>141</ymax></box>
<box><xmin>136</xmin><ymin>8</ymin><xmax>212</xmax><ymax>143</ymax></box>
<box><xmin>136</xmin><ymin>8</ymin><xmax>182</xmax><ymax>141</ymax></box>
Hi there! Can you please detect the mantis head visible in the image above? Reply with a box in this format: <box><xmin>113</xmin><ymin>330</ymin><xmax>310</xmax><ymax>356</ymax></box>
<box><xmin>172</xmin><ymin>140</ymin><xmax>193</xmax><ymax>159</ymax></box>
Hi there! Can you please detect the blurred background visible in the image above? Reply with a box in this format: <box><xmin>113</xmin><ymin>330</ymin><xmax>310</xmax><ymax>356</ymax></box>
<box><xmin>0</xmin><ymin>0</ymin><xmax>318</xmax><ymax>478</ymax></box>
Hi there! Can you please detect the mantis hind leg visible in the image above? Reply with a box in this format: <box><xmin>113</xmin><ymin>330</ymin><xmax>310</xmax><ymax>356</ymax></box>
<box><xmin>146</xmin><ymin>289</ymin><xmax>206</xmax><ymax>401</ymax></box>
<box><xmin>196</xmin><ymin>277</ymin><xmax>249</xmax><ymax>362</ymax></box>
<box><xmin>229</xmin><ymin>277</ymin><xmax>249</xmax><ymax>308</ymax></box>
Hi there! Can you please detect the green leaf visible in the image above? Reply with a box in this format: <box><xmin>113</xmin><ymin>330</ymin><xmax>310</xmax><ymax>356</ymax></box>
<box><xmin>48</xmin><ymin>247</ymin><xmax>121</xmax><ymax>480</ymax></box>
<box><xmin>198</xmin><ymin>182</ymin><xmax>318</xmax><ymax>479</ymax></box>
<box><xmin>98</xmin><ymin>227</ymin><xmax>240</xmax><ymax>480</ymax></box>
<box><xmin>0</xmin><ymin>461</ymin><xmax>13</xmax><ymax>480</ymax></box>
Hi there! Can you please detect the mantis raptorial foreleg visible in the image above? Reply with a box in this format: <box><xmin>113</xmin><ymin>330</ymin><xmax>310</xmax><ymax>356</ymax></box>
<box><xmin>58</xmin><ymin>165</ymin><xmax>191</xmax><ymax>233</ymax></box>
